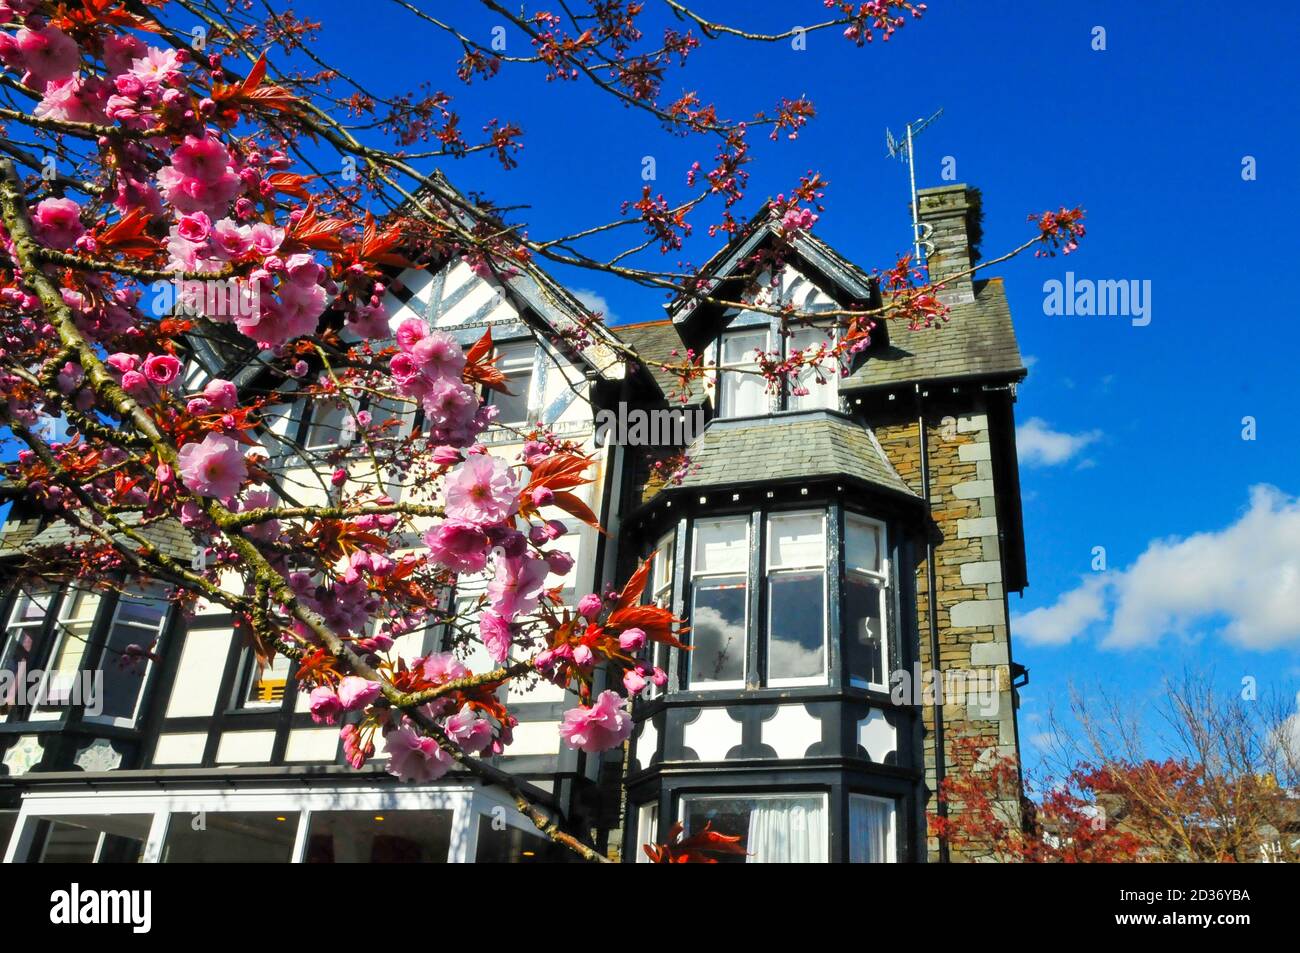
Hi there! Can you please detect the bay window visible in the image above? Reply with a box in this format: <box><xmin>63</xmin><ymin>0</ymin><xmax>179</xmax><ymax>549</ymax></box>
<box><xmin>845</xmin><ymin>515</ymin><xmax>890</xmax><ymax>690</ymax></box>
<box><xmin>680</xmin><ymin>793</ymin><xmax>827</xmax><ymax>863</ymax></box>
<box><xmin>671</xmin><ymin>507</ymin><xmax>891</xmax><ymax>693</ymax></box>
<box><xmin>688</xmin><ymin>517</ymin><xmax>749</xmax><ymax>689</ymax></box>
<box><xmin>766</xmin><ymin>511</ymin><xmax>827</xmax><ymax>685</ymax></box>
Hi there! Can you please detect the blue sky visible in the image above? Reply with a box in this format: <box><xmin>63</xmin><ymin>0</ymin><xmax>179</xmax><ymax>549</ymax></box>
<box><xmin>308</xmin><ymin>1</ymin><xmax>1300</xmax><ymax>773</ymax></box>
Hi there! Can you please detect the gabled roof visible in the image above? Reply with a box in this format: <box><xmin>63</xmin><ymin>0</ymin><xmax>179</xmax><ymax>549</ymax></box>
<box><xmin>666</xmin><ymin>412</ymin><xmax>920</xmax><ymax>500</ymax></box>
<box><xmin>665</xmin><ymin>205</ymin><xmax>876</xmax><ymax>325</ymax></box>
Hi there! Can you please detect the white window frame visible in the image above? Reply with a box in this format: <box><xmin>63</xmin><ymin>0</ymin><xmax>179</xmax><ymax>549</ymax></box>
<box><xmin>848</xmin><ymin>793</ymin><xmax>897</xmax><ymax>863</ymax></box>
<box><xmin>687</xmin><ymin>516</ymin><xmax>750</xmax><ymax>691</ymax></box>
<box><xmin>785</xmin><ymin>323</ymin><xmax>840</xmax><ymax>412</ymax></box>
<box><xmin>645</xmin><ymin>530</ymin><xmax>675</xmax><ymax>698</ymax></box>
<box><xmin>29</xmin><ymin>587</ymin><xmax>102</xmax><ymax>722</ymax></box>
<box><xmin>634</xmin><ymin>801</ymin><xmax>660</xmax><ymax>863</ymax></box>
<box><xmin>764</xmin><ymin>510</ymin><xmax>829</xmax><ymax>688</ymax></box>
<box><xmin>2</xmin><ymin>784</ymin><xmax>547</xmax><ymax>864</ymax></box>
<box><xmin>678</xmin><ymin>791</ymin><xmax>830</xmax><ymax>863</ymax></box>
<box><xmin>845</xmin><ymin>514</ymin><xmax>891</xmax><ymax>692</ymax></box>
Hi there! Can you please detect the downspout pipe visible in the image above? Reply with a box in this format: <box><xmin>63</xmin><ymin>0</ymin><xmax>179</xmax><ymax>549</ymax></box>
<box><xmin>916</xmin><ymin>382</ymin><xmax>949</xmax><ymax>863</ymax></box>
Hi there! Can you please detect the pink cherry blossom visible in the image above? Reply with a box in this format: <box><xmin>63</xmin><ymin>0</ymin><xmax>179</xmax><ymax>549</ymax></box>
<box><xmin>142</xmin><ymin>353</ymin><xmax>181</xmax><ymax>387</ymax></box>
<box><xmin>559</xmin><ymin>690</ymin><xmax>633</xmax><ymax>753</ymax></box>
<box><xmin>410</xmin><ymin>330</ymin><xmax>466</xmax><ymax>380</ymax></box>
<box><xmin>419</xmin><ymin>651</ymin><xmax>468</xmax><ymax>684</ymax></box>
<box><xmin>337</xmin><ymin>676</ymin><xmax>381</xmax><ymax>711</ymax></box>
<box><xmin>423</xmin><ymin>520</ymin><xmax>491</xmax><ymax>573</ymax></box>
<box><xmin>384</xmin><ymin>723</ymin><xmax>454</xmax><ymax>782</ymax></box>
<box><xmin>202</xmin><ymin>378</ymin><xmax>238</xmax><ymax>410</ymax></box>
<box><xmin>445</xmin><ymin>706</ymin><xmax>494</xmax><ymax>754</ymax></box>
<box><xmin>15</xmin><ymin>26</ymin><xmax>79</xmax><ymax>85</ymax></box>
<box><xmin>128</xmin><ymin>47</ymin><xmax>183</xmax><ymax>90</ymax></box>
<box><xmin>577</xmin><ymin>593</ymin><xmax>603</xmax><ymax>620</ymax></box>
<box><xmin>176</xmin><ymin>432</ymin><xmax>247</xmax><ymax>499</ymax></box>
<box><xmin>487</xmin><ymin>553</ymin><xmax>549</xmax><ymax>620</ymax></box>
<box><xmin>31</xmin><ymin>198</ymin><xmax>84</xmax><ymax>250</ymax></box>
<box><xmin>479</xmin><ymin>609</ymin><xmax>512</xmax><ymax>664</ymax></box>
<box><xmin>618</xmin><ymin>628</ymin><xmax>646</xmax><ymax>651</ymax></box>
<box><xmin>444</xmin><ymin>454</ymin><xmax>519</xmax><ymax>525</ymax></box>
<box><xmin>309</xmin><ymin>686</ymin><xmax>341</xmax><ymax>725</ymax></box>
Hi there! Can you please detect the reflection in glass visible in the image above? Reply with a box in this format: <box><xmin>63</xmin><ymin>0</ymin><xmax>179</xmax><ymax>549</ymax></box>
<box><xmin>690</xmin><ymin>575</ymin><xmax>746</xmax><ymax>685</ymax></box>
<box><xmin>681</xmin><ymin>794</ymin><xmax>826</xmax><ymax>863</ymax></box>
<box><xmin>305</xmin><ymin>810</ymin><xmax>452</xmax><ymax>863</ymax></box>
<box><xmin>162</xmin><ymin>812</ymin><xmax>298</xmax><ymax>863</ymax></box>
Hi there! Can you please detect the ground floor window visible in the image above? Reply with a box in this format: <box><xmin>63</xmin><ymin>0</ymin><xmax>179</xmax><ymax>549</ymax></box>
<box><xmin>679</xmin><ymin>793</ymin><xmax>828</xmax><ymax>863</ymax></box>
<box><xmin>849</xmin><ymin>793</ymin><xmax>896</xmax><ymax>863</ymax></box>
<box><xmin>3</xmin><ymin>785</ymin><xmax>551</xmax><ymax>864</ymax></box>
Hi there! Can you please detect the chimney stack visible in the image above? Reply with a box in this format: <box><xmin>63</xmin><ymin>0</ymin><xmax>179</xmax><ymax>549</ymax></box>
<box><xmin>916</xmin><ymin>184</ymin><xmax>983</xmax><ymax>305</ymax></box>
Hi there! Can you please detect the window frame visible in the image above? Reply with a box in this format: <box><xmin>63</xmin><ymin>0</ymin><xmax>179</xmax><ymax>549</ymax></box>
<box><xmin>848</xmin><ymin>792</ymin><xmax>898</xmax><ymax>863</ymax></box>
<box><xmin>764</xmin><ymin>509</ymin><xmax>829</xmax><ymax>688</ymax></box>
<box><xmin>843</xmin><ymin>513</ymin><xmax>892</xmax><ymax>692</ymax></box>
<box><xmin>686</xmin><ymin>515</ymin><xmax>750</xmax><ymax>691</ymax></box>
<box><xmin>84</xmin><ymin>583</ymin><xmax>171</xmax><ymax>728</ymax></box>
<box><xmin>485</xmin><ymin>340</ymin><xmax>537</xmax><ymax>427</ymax></box>
<box><xmin>677</xmin><ymin>790</ymin><xmax>831</xmax><ymax>864</ymax></box>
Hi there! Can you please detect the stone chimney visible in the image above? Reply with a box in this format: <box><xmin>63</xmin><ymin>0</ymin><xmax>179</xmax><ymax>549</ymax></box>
<box><xmin>916</xmin><ymin>184</ymin><xmax>983</xmax><ymax>305</ymax></box>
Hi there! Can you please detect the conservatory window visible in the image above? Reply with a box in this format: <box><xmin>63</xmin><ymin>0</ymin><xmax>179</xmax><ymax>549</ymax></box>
<box><xmin>688</xmin><ymin>517</ymin><xmax>749</xmax><ymax>689</ymax></box>
<box><xmin>679</xmin><ymin>793</ymin><xmax>827</xmax><ymax>864</ymax></box>
<box><xmin>766</xmin><ymin>511</ymin><xmax>828</xmax><ymax>685</ymax></box>
<box><xmin>845</xmin><ymin>515</ymin><xmax>890</xmax><ymax>689</ymax></box>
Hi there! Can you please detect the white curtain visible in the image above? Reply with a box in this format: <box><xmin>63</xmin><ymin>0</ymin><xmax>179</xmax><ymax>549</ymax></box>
<box><xmin>745</xmin><ymin>797</ymin><xmax>827</xmax><ymax>863</ymax></box>
<box><xmin>849</xmin><ymin>796</ymin><xmax>893</xmax><ymax>863</ymax></box>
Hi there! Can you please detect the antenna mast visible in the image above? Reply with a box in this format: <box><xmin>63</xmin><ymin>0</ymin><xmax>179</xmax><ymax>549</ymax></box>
<box><xmin>885</xmin><ymin>107</ymin><xmax>944</xmax><ymax>271</ymax></box>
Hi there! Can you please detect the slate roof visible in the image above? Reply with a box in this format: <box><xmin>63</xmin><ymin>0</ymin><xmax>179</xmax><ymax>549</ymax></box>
<box><xmin>841</xmin><ymin>277</ymin><xmax>1026</xmax><ymax>390</ymax></box>
<box><xmin>670</xmin><ymin>412</ymin><xmax>919</xmax><ymax>499</ymax></box>
<box><xmin>613</xmin><ymin>319</ymin><xmax>707</xmax><ymax>403</ymax></box>
<box><xmin>0</xmin><ymin>511</ymin><xmax>194</xmax><ymax>563</ymax></box>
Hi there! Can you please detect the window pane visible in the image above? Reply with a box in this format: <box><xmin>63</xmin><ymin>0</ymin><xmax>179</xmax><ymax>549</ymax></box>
<box><xmin>846</xmin><ymin>517</ymin><xmax>882</xmax><ymax>574</ymax></box>
<box><xmin>721</xmin><ymin>329</ymin><xmax>767</xmax><ymax>365</ymax></box>
<box><xmin>490</xmin><ymin>344</ymin><xmax>534</xmax><ymax>425</ymax></box>
<box><xmin>681</xmin><ymin>794</ymin><xmax>826</xmax><ymax>863</ymax></box>
<box><xmin>768</xmin><ymin>511</ymin><xmax>824</xmax><ymax>568</ymax></box>
<box><xmin>693</xmin><ymin>518</ymin><xmax>748</xmax><ymax>574</ymax></box>
<box><xmin>768</xmin><ymin>570</ymin><xmax>825</xmax><ymax>681</ymax></box>
<box><xmin>651</xmin><ymin>532</ymin><xmax>674</xmax><ymax>605</ymax></box>
<box><xmin>849</xmin><ymin>796</ymin><xmax>895</xmax><ymax>863</ymax></box>
<box><xmin>162</xmin><ymin>812</ymin><xmax>298</xmax><ymax>862</ymax></box>
<box><xmin>305</xmin><ymin>810</ymin><xmax>452</xmax><ymax>863</ymax></box>
<box><xmin>306</xmin><ymin>399</ymin><xmax>348</xmax><ymax>449</ymax></box>
<box><xmin>243</xmin><ymin>652</ymin><xmax>293</xmax><ymax>708</ymax></box>
<box><xmin>96</xmin><ymin>589</ymin><xmax>169</xmax><ymax>721</ymax></box>
<box><xmin>40</xmin><ymin>590</ymin><xmax>100</xmax><ymax>708</ymax></box>
<box><xmin>719</xmin><ymin>369</ymin><xmax>767</xmax><ymax>418</ymax></box>
<box><xmin>690</xmin><ymin>574</ymin><xmax>746</xmax><ymax>686</ymax></box>
<box><xmin>787</xmin><ymin>326</ymin><xmax>837</xmax><ymax>411</ymax></box>
<box><xmin>473</xmin><ymin>815</ymin><xmax>569</xmax><ymax>863</ymax></box>
<box><xmin>33</xmin><ymin>814</ymin><xmax>152</xmax><ymax>864</ymax></box>
<box><xmin>846</xmin><ymin>575</ymin><xmax>885</xmax><ymax>686</ymax></box>
<box><xmin>635</xmin><ymin>802</ymin><xmax>659</xmax><ymax>863</ymax></box>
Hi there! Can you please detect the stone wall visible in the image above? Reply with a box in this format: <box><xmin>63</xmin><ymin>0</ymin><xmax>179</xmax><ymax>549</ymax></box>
<box><xmin>874</xmin><ymin>393</ymin><xmax>1021</xmax><ymax>860</ymax></box>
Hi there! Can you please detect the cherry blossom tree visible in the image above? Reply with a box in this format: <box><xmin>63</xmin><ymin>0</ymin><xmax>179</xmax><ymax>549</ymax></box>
<box><xmin>0</xmin><ymin>0</ymin><xmax>1084</xmax><ymax>861</ymax></box>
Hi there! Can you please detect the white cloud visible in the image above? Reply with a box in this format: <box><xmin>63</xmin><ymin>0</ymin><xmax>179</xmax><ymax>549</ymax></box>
<box><xmin>1015</xmin><ymin>574</ymin><xmax>1109</xmax><ymax>646</ymax></box>
<box><xmin>1013</xmin><ymin>485</ymin><xmax>1300</xmax><ymax>651</ymax></box>
<box><xmin>1016</xmin><ymin>417</ymin><xmax>1102</xmax><ymax>467</ymax></box>
<box><xmin>572</xmin><ymin>288</ymin><xmax>619</xmax><ymax>325</ymax></box>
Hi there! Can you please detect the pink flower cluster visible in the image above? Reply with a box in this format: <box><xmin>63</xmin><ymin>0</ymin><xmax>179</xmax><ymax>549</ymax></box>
<box><xmin>558</xmin><ymin>690</ymin><xmax>633</xmax><ymax>753</ymax></box>
<box><xmin>389</xmin><ymin>319</ymin><xmax>495</xmax><ymax>446</ymax></box>
<box><xmin>103</xmin><ymin>351</ymin><xmax>182</xmax><ymax>403</ymax></box>
<box><xmin>176</xmin><ymin>432</ymin><xmax>247</xmax><ymax>500</ymax></box>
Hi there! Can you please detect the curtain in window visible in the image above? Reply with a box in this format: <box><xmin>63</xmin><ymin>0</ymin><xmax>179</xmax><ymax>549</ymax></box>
<box><xmin>745</xmin><ymin>797</ymin><xmax>827</xmax><ymax>863</ymax></box>
<box><xmin>849</xmin><ymin>796</ymin><xmax>892</xmax><ymax>863</ymax></box>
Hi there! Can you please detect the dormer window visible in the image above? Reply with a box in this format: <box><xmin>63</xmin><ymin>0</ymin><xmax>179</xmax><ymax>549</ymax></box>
<box><xmin>714</xmin><ymin>325</ymin><xmax>839</xmax><ymax>419</ymax></box>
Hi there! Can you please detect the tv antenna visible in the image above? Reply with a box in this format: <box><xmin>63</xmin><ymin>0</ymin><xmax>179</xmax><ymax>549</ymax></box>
<box><xmin>885</xmin><ymin>107</ymin><xmax>944</xmax><ymax>269</ymax></box>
